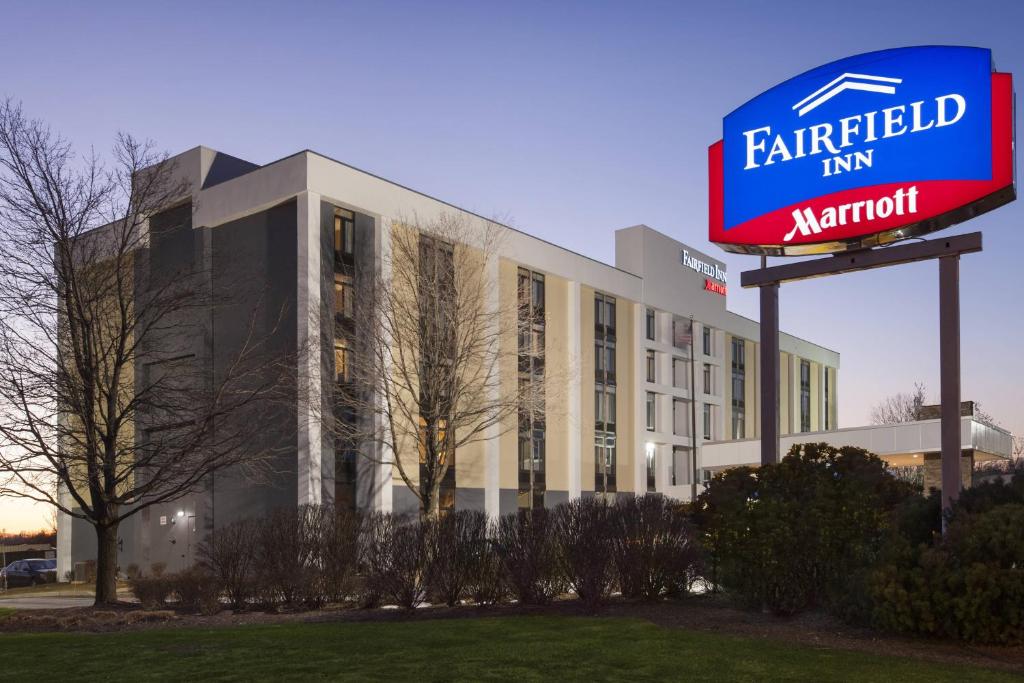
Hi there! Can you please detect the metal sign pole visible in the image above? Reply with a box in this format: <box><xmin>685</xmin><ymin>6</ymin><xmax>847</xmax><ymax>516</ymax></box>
<box><xmin>939</xmin><ymin>255</ymin><xmax>962</xmax><ymax>525</ymax></box>
<box><xmin>759</xmin><ymin>283</ymin><xmax>780</xmax><ymax>466</ymax></box>
<box><xmin>741</xmin><ymin>233</ymin><xmax>981</xmax><ymax>533</ymax></box>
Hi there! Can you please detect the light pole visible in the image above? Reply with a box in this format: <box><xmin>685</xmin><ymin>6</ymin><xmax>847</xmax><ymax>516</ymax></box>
<box><xmin>1</xmin><ymin>527</ymin><xmax>7</xmax><ymax>593</ymax></box>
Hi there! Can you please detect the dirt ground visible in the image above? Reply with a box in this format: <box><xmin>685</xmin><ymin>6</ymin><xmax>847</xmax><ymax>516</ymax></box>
<box><xmin>2</xmin><ymin>595</ymin><xmax>1022</xmax><ymax>674</ymax></box>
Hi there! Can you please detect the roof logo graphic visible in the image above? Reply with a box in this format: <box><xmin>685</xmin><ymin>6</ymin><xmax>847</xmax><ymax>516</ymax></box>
<box><xmin>792</xmin><ymin>73</ymin><xmax>902</xmax><ymax>117</ymax></box>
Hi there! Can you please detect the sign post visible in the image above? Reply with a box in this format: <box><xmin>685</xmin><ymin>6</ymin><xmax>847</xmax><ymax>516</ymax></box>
<box><xmin>710</xmin><ymin>46</ymin><xmax>1014</xmax><ymax>526</ymax></box>
<box><xmin>939</xmin><ymin>255</ymin><xmax>962</xmax><ymax>515</ymax></box>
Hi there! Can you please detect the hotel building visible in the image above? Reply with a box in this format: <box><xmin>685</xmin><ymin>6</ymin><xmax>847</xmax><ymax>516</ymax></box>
<box><xmin>60</xmin><ymin>146</ymin><xmax>840</xmax><ymax>573</ymax></box>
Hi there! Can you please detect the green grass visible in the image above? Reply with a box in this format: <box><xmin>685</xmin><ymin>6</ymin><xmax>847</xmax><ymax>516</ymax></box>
<box><xmin>0</xmin><ymin>615</ymin><xmax>1015</xmax><ymax>682</ymax></box>
<box><xmin>0</xmin><ymin>607</ymin><xmax>13</xmax><ymax>621</ymax></box>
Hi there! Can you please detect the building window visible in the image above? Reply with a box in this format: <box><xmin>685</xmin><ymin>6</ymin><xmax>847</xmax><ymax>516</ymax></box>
<box><xmin>646</xmin><ymin>445</ymin><xmax>656</xmax><ymax>492</ymax></box>
<box><xmin>824</xmin><ymin>368</ymin><xmax>832</xmax><ymax>430</ymax></box>
<box><xmin>646</xmin><ymin>350</ymin><xmax>656</xmax><ymax>383</ymax></box>
<box><xmin>595</xmin><ymin>339</ymin><xmax>616</xmax><ymax>383</ymax></box>
<box><xmin>731</xmin><ymin>337</ymin><xmax>746</xmax><ymax>439</ymax></box>
<box><xmin>672</xmin><ymin>317</ymin><xmax>692</xmax><ymax>351</ymax></box>
<box><xmin>703</xmin><ymin>363</ymin><xmax>712</xmax><ymax>395</ymax></box>
<box><xmin>334</xmin><ymin>339</ymin><xmax>350</xmax><ymax>384</ymax></box>
<box><xmin>800</xmin><ymin>359</ymin><xmax>811</xmax><ymax>433</ymax></box>
<box><xmin>595</xmin><ymin>292</ymin><xmax>617</xmax><ymax>494</ymax></box>
<box><xmin>646</xmin><ymin>392</ymin><xmax>656</xmax><ymax>431</ymax></box>
<box><xmin>645</xmin><ymin>308</ymin><xmax>656</xmax><ymax>341</ymax></box>
<box><xmin>595</xmin><ymin>431</ymin><xmax>616</xmax><ymax>494</ymax></box>
<box><xmin>703</xmin><ymin>403</ymin><xmax>712</xmax><ymax>441</ymax></box>
<box><xmin>703</xmin><ymin>326</ymin><xmax>712</xmax><ymax>356</ymax></box>
<box><xmin>672</xmin><ymin>446</ymin><xmax>690</xmax><ymax>486</ymax></box>
<box><xmin>595</xmin><ymin>293</ymin><xmax>616</xmax><ymax>337</ymax></box>
<box><xmin>518</xmin><ymin>268</ymin><xmax>546</xmax><ymax>509</ymax></box>
<box><xmin>334</xmin><ymin>208</ymin><xmax>355</xmax><ymax>265</ymax></box>
<box><xmin>334</xmin><ymin>274</ymin><xmax>354</xmax><ymax>319</ymax></box>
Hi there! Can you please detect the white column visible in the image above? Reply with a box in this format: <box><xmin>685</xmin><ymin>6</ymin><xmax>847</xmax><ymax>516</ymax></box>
<box><xmin>634</xmin><ymin>302</ymin><xmax>646</xmax><ymax>495</ymax></box>
<box><xmin>817</xmin><ymin>363</ymin><xmax>827</xmax><ymax>431</ymax></box>
<box><xmin>484</xmin><ymin>256</ymin><xmax>503</xmax><ymax>518</ymax></box>
<box><xmin>376</xmin><ymin>218</ymin><xmax>394</xmax><ymax>512</ymax></box>
<box><xmin>56</xmin><ymin>483</ymin><xmax>72</xmax><ymax>581</ymax></box>
<box><xmin>296</xmin><ymin>192</ymin><xmax>322</xmax><ymax>506</ymax></box>
<box><xmin>566</xmin><ymin>281</ymin><xmax>582</xmax><ymax>500</ymax></box>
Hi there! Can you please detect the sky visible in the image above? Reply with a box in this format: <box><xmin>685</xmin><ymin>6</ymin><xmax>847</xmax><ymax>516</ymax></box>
<box><xmin>1</xmin><ymin>0</ymin><xmax>1022</xmax><ymax>531</ymax></box>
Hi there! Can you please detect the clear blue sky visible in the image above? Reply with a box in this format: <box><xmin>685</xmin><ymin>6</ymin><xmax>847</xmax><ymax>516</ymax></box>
<box><xmin>2</xmin><ymin>0</ymin><xmax>1022</xmax><ymax>530</ymax></box>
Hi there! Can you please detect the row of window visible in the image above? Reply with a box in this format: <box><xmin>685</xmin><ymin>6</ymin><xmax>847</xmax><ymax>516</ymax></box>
<box><xmin>595</xmin><ymin>292</ymin><xmax>617</xmax><ymax>494</ymax></box>
<box><xmin>645</xmin><ymin>308</ymin><xmax>714</xmax><ymax>357</ymax></box>
<box><xmin>518</xmin><ymin>268</ymin><xmax>547</xmax><ymax>510</ymax></box>
<box><xmin>333</xmin><ymin>208</ymin><xmax>357</xmax><ymax>512</ymax></box>
<box><xmin>645</xmin><ymin>392</ymin><xmax>714</xmax><ymax>441</ymax></box>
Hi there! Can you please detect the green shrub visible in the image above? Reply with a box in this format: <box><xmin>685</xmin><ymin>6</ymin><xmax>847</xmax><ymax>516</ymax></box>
<box><xmin>694</xmin><ymin>443</ymin><xmax>918</xmax><ymax>617</ymax></box>
<box><xmin>870</xmin><ymin>503</ymin><xmax>1024</xmax><ymax>643</ymax></box>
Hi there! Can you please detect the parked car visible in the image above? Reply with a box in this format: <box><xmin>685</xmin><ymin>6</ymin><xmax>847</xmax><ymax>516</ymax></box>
<box><xmin>1</xmin><ymin>559</ymin><xmax>57</xmax><ymax>588</ymax></box>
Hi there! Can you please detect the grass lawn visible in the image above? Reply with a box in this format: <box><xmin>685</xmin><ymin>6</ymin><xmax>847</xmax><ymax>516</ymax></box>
<box><xmin>0</xmin><ymin>607</ymin><xmax>13</xmax><ymax>621</ymax></box>
<box><xmin>0</xmin><ymin>616</ymin><xmax>1017</xmax><ymax>682</ymax></box>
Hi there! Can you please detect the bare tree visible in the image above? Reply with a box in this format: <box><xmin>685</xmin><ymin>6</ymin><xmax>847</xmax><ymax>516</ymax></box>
<box><xmin>870</xmin><ymin>382</ymin><xmax>928</xmax><ymax>425</ymax></box>
<box><xmin>333</xmin><ymin>212</ymin><xmax>548</xmax><ymax>518</ymax></box>
<box><xmin>0</xmin><ymin>101</ymin><xmax>290</xmax><ymax>604</ymax></box>
<box><xmin>972</xmin><ymin>402</ymin><xmax>1000</xmax><ymax>428</ymax></box>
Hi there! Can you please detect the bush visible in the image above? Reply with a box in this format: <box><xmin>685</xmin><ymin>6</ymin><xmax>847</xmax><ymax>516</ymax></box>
<box><xmin>870</xmin><ymin>503</ymin><xmax>1024</xmax><ymax>644</ymax></box>
<box><xmin>128</xmin><ymin>570</ymin><xmax>173</xmax><ymax>609</ymax></box>
<box><xmin>553</xmin><ymin>498</ymin><xmax>614</xmax><ymax>610</ymax></box>
<box><xmin>494</xmin><ymin>508</ymin><xmax>563</xmax><ymax>605</ymax></box>
<box><xmin>360</xmin><ymin>513</ymin><xmax>429</xmax><ymax>610</ymax></box>
<box><xmin>171</xmin><ymin>567</ymin><xmax>223</xmax><ymax>615</ymax></box>
<box><xmin>314</xmin><ymin>507</ymin><xmax>361</xmax><ymax>605</ymax></box>
<box><xmin>467</xmin><ymin>536</ymin><xmax>507</xmax><ymax>606</ymax></box>
<box><xmin>695</xmin><ymin>443</ymin><xmax>919</xmax><ymax>616</ymax></box>
<box><xmin>612</xmin><ymin>495</ymin><xmax>700</xmax><ymax>601</ymax></box>
<box><xmin>253</xmin><ymin>507</ymin><xmax>307</xmax><ymax>606</ymax></box>
<box><xmin>199</xmin><ymin>518</ymin><xmax>260</xmax><ymax>610</ymax></box>
<box><xmin>427</xmin><ymin>510</ymin><xmax>489</xmax><ymax>607</ymax></box>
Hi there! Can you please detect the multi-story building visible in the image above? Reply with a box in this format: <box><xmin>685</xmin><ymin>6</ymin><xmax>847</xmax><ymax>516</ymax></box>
<box><xmin>59</xmin><ymin>146</ymin><xmax>838</xmax><ymax>574</ymax></box>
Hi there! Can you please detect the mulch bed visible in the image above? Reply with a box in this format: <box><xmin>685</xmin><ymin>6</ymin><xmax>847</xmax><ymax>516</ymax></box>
<box><xmin>2</xmin><ymin>595</ymin><xmax>1022</xmax><ymax>674</ymax></box>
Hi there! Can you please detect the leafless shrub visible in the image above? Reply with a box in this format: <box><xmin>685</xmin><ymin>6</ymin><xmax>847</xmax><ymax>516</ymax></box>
<box><xmin>171</xmin><ymin>566</ymin><xmax>222</xmax><ymax>615</ymax></box>
<box><xmin>199</xmin><ymin>518</ymin><xmax>260</xmax><ymax>610</ymax></box>
<box><xmin>427</xmin><ymin>510</ymin><xmax>489</xmax><ymax>606</ymax></box>
<box><xmin>254</xmin><ymin>507</ymin><xmax>306</xmax><ymax>606</ymax></box>
<box><xmin>301</xmin><ymin>505</ymin><xmax>361</xmax><ymax>607</ymax></box>
<box><xmin>468</xmin><ymin>537</ymin><xmax>508</xmax><ymax>606</ymax></box>
<box><xmin>494</xmin><ymin>508</ymin><xmax>563</xmax><ymax>605</ymax></box>
<box><xmin>128</xmin><ymin>572</ymin><xmax>173</xmax><ymax>609</ymax></box>
<box><xmin>359</xmin><ymin>512</ymin><xmax>430</xmax><ymax>610</ymax></box>
<box><xmin>614</xmin><ymin>495</ymin><xmax>701</xmax><ymax>600</ymax></box>
<box><xmin>553</xmin><ymin>498</ymin><xmax>614</xmax><ymax>610</ymax></box>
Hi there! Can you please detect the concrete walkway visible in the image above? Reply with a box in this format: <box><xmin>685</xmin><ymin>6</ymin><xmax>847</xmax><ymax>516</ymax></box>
<box><xmin>0</xmin><ymin>595</ymin><xmax>95</xmax><ymax>610</ymax></box>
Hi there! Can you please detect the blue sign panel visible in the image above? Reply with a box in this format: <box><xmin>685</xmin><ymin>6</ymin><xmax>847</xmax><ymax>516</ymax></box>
<box><xmin>722</xmin><ymin>46</ymin><xmax>993</xmax><ymax>231</ymax></box>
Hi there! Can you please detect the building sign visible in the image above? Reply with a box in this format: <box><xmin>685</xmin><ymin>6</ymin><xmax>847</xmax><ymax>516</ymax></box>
<box><xmin>709</xmin><ymin>46</ymin><xmax>1015</xmax><ymax>255</ymax></box>
<box><xmin>704</xmin><ymin>278</ymin><xmax>727</xmax><ymax>296</ymax></box>
<box><xmin>682</xmin><ymin>249</ymin><xmax>727</xmax><ymax>282</ymax></box>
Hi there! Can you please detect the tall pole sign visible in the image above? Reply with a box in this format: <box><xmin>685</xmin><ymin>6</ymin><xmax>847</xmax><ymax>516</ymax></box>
<box><xmin>709</xmin><ymin>46</ymin><xmax>1015</xmax><ymax>524</ymax></box>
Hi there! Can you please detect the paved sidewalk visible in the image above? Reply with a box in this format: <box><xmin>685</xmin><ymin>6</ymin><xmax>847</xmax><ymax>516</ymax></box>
<box><xmin>0</xmin><ymin>596</ymin><xmax>95</xmax><ymax>610</ymax></box>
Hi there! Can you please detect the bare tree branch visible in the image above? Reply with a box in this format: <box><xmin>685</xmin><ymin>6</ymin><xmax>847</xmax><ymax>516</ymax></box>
<box><xmin>0</xmin><ymin>100</ymin><xmax>295</xmax><ymax>604</ymax></box>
